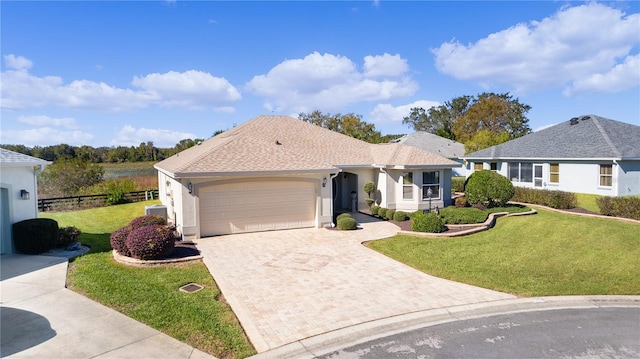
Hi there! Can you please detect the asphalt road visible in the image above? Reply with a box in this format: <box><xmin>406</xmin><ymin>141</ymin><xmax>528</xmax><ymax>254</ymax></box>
<box><xmin>317</xmin><ymin>308</ymin><xmax>640</xmax><ymax>359</ymax></box>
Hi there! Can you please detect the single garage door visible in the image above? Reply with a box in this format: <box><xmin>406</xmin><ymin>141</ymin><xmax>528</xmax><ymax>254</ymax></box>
<box><xmin>200</xmin><ymin>180</ymin><xmax>316</xmax><ymax>236</ymax></box>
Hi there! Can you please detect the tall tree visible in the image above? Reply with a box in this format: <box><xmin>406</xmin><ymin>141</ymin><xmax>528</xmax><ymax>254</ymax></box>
<box><xmin>38</xmin><ymin>158</ymin><xmax>104</xmax><ymax>197</ymax></box>
<box><xmin>402</xmin><ymin>92</ymin><xmax>531</xmax><ymax>147</ymax></box>
<box><xmin>298</xmin><ymin>111</ymin><xmax>386</xmax><ymax>143</ymax></box>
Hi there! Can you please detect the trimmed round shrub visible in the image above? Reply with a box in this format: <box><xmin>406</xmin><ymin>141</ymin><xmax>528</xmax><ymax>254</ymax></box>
<box><xmin>455</xmin><ymin>196</ymin><xmax>468</xmax><ymax>208</ymax></box>
<box><xmin>365</xmin><ymin>198</ymin><xmax>375</xmax><ymax>207</ymax></box>
<box><xmin>363</xmin><ymin>181</ymin><xmax>376</xmax><ymax>198</ymax></box>
<box><xmin>110</xmin><ymin>226</ymin><xmax>132</xmax><ymax>256</ymax></box>
<box><xmin>336</xmin><ymin>213</ymin><xmax>353</xmax><ymax>222</ymax></box>
<box><xmin>370</xmin><ymin>205</ymin><xmax>380</xmax><ymax>215</ymax></box>
<box><xmin>465</xmin><ymin>170</ymin><xmax>515</xmax><ymax>208</ymax></box>
<box><xmin>393</xmin><ymin>211</ymin><xmax>408</xmax><ymax>221</ymax></box>
<box><xmin>337</xmin><ymin>216</ymin><xmax>357</xmax><ymax>230</ymax></box>
<box><xmin>385</xmin><ymin>209</ymin><xmax>396</xmax><ymax>220</ymax></box>
<box><xmin>125</xmin><ymin>224</ymin><xmax>176</xmax><ymax>260</ymax></box>
<box><xmin>411</xmin><ymin>212</ymin><xmax>446</xmax><ymax>233</ymax></box>
<box><xmin>129</xmin><ymin>215</ymin><xmax>167</xmax><ymax>230</ymax></box>
<box><xmin>13</xmin><ymin>218</ymin><xmax>59</xmax><ymax>254</ymax></box>
<box><xmin>378</xmin><ymin>207</ymin><xmax>388</xmax><ymax>218</ymax></box>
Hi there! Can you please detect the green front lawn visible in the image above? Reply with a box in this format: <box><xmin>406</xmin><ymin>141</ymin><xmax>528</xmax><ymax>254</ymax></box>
<box><xmin>368</xmin><ymin>208</ymin><xmax>640</xmax><ymax>296</ymax></box>
<box><xmin>40</xmin><ymin>201</ymin><xmax>255</xmax><ymax>359</ymax></box>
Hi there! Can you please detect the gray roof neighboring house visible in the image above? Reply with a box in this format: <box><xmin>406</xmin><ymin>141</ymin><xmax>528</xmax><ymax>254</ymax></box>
<box><xmin>391</xmin><ymin>131</ymin><xmax>465</xmax><ymax>159</ymax></box>
<box><xmin>155</xmin><ymin>115</ymin><xmax>460</xmax><ymax>178</ymax></box>
<box><xmin>464</xmin><ymin>115</ymin><xmax>640</xmax><ymax>160</ymax></box>
<box><xmin>0</xmin><ymin>148</ymin><xmax>51</xmax><ymax>167</ymax></box>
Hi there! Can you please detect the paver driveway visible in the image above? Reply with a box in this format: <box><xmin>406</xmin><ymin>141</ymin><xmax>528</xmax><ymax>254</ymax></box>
<box><xmin>195</xmin><ymin>213</ymin><xmax>515</xmax><ymax>353</ymax></box>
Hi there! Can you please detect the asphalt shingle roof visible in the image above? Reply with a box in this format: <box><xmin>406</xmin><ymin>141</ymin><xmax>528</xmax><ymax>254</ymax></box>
<box><xmin>464</xmin><ymin>115</ymin><xmax>640</xmax><ymax>160</ymax></box>
<box><xmin>155</xmin><ymin>115</ymin><xmax>459</xmax><ymax>177</ymax></box>
<box><xmin>392</xmin><ymin>131</ymin><xmax>466</xmax><ymax>158</ymax></box>
<box><xmin>0</xmin><ymin>148</ymin><xmax>51</xmax><ymax>167</ymax></box>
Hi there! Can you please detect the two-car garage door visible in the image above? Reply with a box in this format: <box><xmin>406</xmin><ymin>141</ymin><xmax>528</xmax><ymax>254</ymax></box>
<box><xmin>199</xmin><ymin>180</ymin><xmax>316</xmax><ymax>237</ymax></box>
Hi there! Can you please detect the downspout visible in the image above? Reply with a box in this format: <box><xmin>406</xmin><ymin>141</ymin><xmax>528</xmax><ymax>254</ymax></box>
<box><xmin>329</xmin><ymin>172</ymin><xmax>340</xmax><ymax>227</ymax></box>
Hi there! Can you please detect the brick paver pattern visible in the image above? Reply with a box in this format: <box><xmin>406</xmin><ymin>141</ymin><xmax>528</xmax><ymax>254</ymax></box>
<box><xmin>195</xmin><ymin>214</ymin><xmax>515</xmax><ymax>352</ymax></box>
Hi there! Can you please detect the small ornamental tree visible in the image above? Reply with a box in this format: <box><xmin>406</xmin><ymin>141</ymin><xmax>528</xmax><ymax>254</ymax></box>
<box><xmin>363</xmin><ymin>181</ymin><xmax>375</xmax><ymax>198</ymax></box>
<box><xmin>465</xmin><ymin>170</ymin><xmax>515</xmax><ymax>208</ymax></box>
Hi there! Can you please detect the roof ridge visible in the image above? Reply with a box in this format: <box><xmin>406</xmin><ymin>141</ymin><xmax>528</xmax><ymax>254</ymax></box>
<box><xmin>591</xmin><ymin>116</ymin><xmax>621</xmax><ymax>158</ymax></box>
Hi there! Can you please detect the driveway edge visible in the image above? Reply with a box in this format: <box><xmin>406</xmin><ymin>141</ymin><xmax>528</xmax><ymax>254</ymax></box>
<box><xmin>249</xmin><ymin>295</ymin><xmax>640</xmax><ymax>359</ymax></box>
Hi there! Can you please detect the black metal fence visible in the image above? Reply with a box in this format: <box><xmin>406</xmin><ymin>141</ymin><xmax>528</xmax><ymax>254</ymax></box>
<box><xmin>38</xmin><ymin>190</ymin><xmax>159</xmax><ymax>212</ymax></box>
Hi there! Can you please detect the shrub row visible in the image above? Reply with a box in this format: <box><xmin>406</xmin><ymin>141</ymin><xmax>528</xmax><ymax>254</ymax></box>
<box><xmin>597</xmin><ymin>196</ymin><xmax>640</xmax><ymax>221</ymax></box>
<box><xmin>110</xmin><ymin>215</ymin><xmax>176</xmax><ymax>260</ymax></box>
<box><xmin>336</xmin><ymin>213</ymin><xmax>357</xmax><ymax>230</ymax></box>
<box><xmin>369</xmin><ymin>206</ymin><xmax>408</xmax><ymax>221</ymax></box>
<box><xmin>12</xmin><ymin>219</ymin><xmax>82</xmax><ymax>255</ymax></box>
<box><xmin>511</xmin><ymin>187</ymin><xmax>577</xmax><ymax>209</ymax></box>
<box><xmin>439</xmin><ymin>207</ymin><xmax>488</xmax><ymax>224</ymax></box>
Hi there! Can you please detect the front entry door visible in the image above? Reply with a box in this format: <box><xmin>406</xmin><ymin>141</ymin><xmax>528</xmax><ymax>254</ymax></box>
<box><xmin>534</xmin><ymin>164</ymin><xmax>543</xmax><ymax>187</ymax></box>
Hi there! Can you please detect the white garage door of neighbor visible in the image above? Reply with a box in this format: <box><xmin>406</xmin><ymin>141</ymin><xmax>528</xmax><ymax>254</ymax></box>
<box><xmin>200</xmin><ymin>180</ymin><xmax>316</xmax><ymax>236</ymax></box>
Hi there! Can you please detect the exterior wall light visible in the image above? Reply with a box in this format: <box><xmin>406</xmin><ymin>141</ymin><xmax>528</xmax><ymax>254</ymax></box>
<box><xmin>188</xmin><ymin>182</ymin><xmax>193</xmax><ymax>194</ymax></box>
<box><xmin>322</xmin><ymin>177</ymin><xmax>327</xmax><ymax>187</ymax></box>
<box><xmin>20</xmin><ymin>189</ymin><xmax>30</xmax><ymax>200</ymax></box>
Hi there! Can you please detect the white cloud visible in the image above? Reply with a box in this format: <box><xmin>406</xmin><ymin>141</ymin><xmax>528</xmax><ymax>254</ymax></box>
<box><xmin>0</xmin><ymin>128</ymin><xmax>94</xmax><ymax>147</ymax></box>
<box><xmin>370</xmin><ymin>100</ymin><xmax>441</xmax><ymax>124</ymax></box>
<box><xmin>564</xmin><ymin>54</ymin><xmax>640</xmax><ymax>95</ymax></box>
<box><xmin>132</xmin><ymin>70</ymin><xmax>241</xmax><ymax>110</ymax></box>
<box><xmin>1</xmin><ymin>55</ymin><xmax>241</xmax><ymax>111</ymax></box>
<box><xmin>18</xmin><ymin>115</ymin><xmax>79</xmax><ymax>129</ymax></box>
<box><xmin>363</xmin><ymin>53</ymin><xmax>408</xmax><ymax>78</ymax></box>
<box><xmin>112</xmin><ymin>125</ymin><xmax>198</xmax><ymax>148</ymax></box>
<box><xmin>432</xmin><ymin>3</ymin><xmax>640</xmax><ymax>95</ymax></box>
<box><xmin>4</xmin><ymin>54</ymin><xmax>32</xmax><ymax>70</ymax></box>
<box><xmin>245</xmin><ymin>51</ymin><xmax>417</xmax><ymax>113</ymax></box>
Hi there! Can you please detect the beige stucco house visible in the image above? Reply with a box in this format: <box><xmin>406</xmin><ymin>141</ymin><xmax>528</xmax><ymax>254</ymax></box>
<box><xmin>0</xmin><ymin>148</ymin><xmax>51</xmax><ymax>254</ymax></box>
<box><xmin>154</xmin><ymin>115</ymin><xmax>460</xmax><ymax>239</ymax></box>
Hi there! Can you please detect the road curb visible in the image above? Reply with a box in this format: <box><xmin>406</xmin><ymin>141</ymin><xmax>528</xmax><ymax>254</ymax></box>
<box><xmin>248</xmin><ymin>295</ymin><xmax>640</xmax><ymax>359</ymax></box>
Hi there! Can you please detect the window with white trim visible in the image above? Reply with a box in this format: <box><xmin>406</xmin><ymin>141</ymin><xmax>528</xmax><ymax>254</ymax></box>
<box><xmin>507</xmin><ymin>162</ymin><xmax>533</xmax><ymax>182</ymax></box>
<box><xmin>599</xmin><ymin>164</ymin><xmax>612</xmax><ymax>187</ymax></box>
<box><xmin>549</xmin><ymin>163</ymin><xmax>559</xmax><ymax>183</ymax></box>
<box><xmin>402</xmin><ymin>172</ymin><xmax>413</xmax><ymax>200</ymax></box>
<box><xmin>422</xmin><ymin>171</ymin><xmax>440</xmax><ymax>200</ymax></box>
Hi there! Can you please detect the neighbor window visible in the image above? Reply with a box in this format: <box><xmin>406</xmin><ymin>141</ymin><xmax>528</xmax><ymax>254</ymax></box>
<box><xmin>422</xmin><ymin>171</ymin><xmax>440</xmax><ymax>200</ymax></box>
<box><xmin>490</xmin><ymin>162</ymin><xmax>498</xmax><ymax>171</ymax></box>
<box><xmin>474</xmin><ymin>162</ymin><xmax>483</xmax><ymax>171</ymax></box>
<box><xmin>507</xmin><ymin>162</ymin><xmax>533</xmax><ymax>182</ymax></box>
<box><xmin>402</xmin><ymin>172</ymin><xmax>413</xmax><ymax>200</ymax></box>
<box><xmin>549</xmin><ymin>163</ymin><xmax>559</xmax><ymax>183</ymax></box>
<box><xmin>599</xmin><ymin>164</ymin><xmax>612</xmax><ymax>187</ymax></box>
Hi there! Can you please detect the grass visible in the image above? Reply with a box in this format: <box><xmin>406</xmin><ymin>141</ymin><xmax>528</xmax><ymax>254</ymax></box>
<box><xmin>575</xmin><ymin>193</ymin><xmax>602</xmax><ymax>213</ymax></box>
<box><xmin>439</xmin><ymin>204</ymin><xmax>531</xmax><ymax>224</ymax></box>
<box><xmin>39</xmin><ymin>201</ymin><xmax>255</xmax><ymax>359</ymax></box>
<box><xmin>367</xmin><ymin>208</ymin><xmax>640</xmax><ymax>297</ymax></box>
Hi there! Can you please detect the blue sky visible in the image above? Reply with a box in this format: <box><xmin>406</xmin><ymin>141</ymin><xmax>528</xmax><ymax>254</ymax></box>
<box><xmin>2</xmin><ymin>1</ymin><xmax>639</xmax><ymax>148</ymax></box>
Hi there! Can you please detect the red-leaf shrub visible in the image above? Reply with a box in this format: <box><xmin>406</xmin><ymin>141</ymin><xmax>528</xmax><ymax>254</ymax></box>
<box><xmin>110</xmin><ymin>226</ymin><xmax>132</xmax><ymax>256</ymax></box>
<box><xmin>128</xmin><ymin>215</ymin><xmax>166</xmax><ymax>229</ymax></box>
<box><xmin>125</xmin><ymin>224</ymin><xmax>176</xmax><ymax>260</ymax></box>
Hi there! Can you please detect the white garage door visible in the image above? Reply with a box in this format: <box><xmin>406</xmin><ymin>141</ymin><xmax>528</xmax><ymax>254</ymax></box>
<box><xmin>200</xmin><ymin>180</ymin><xmax>316</xmax><ymax>236</ymax></box>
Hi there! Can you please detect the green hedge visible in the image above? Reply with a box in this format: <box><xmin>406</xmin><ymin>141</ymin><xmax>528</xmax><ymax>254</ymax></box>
<box><xmin>337</xmin><ymin>216</ymin><xmax>358</xmax><ymax>230</ymax></box>
<box><xmin>13</xmin><ymin>218</ymin><xmax>59</xmax><ymax>254</ymax></box>
<box><xmin>378</xmin><ymin>208</ymin><xmax>388</xmax><ymax>218</ymax></box>
<box><xmin>393</xmin><ymin>211</ymin><xmax>408</xmax><ymax>221</ymax></box>
<box><xmin>411</xmin><ymin>212</ymin><xmax>446</xmax><ymax>233</ymax></box>
<box><xmin>465</xmin><ymin>170</ymin><xmax>515</xmax><ymax>208</ymax></box>
<box><xmin>385</xmin><ymin>209</ymin><xmax>396</xmax><ymax>220</ymax></box>
<box><xmin>370</xmin><ymin>205</ymin><xmax>380</xmax><ymax>215</ymax></box>
<box><xmin>512</xmin><ymin>187</ymin><xmax>577</xmax><ymax>209</ymax></box>
<box><xmin>439</xmin><ymin>207</ymin><xmax>488</xmax><ymax>224</ymax></box>
<box><xmin>597</xmin><ymin>196</ymin><xmax>640</xmax><ymax>221</ymax></box>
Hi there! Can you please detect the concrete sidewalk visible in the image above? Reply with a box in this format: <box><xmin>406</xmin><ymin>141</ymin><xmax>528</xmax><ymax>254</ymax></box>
<box><xmin>0</xmin><ymin>254</ymin><xmax>214</xmax><ymax>359</ymax></box>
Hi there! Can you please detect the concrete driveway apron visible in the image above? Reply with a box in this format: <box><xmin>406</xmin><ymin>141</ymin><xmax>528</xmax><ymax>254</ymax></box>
<box><xmin>195</xmin><ymin>213</ymin><xmax>515</xmax><ymax>353</ymax></box>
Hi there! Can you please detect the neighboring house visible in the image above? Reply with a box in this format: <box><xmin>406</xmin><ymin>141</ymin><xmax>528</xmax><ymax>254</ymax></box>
<box><xmin>0</xmin><ymin>149</ymin><xmax>51</xmax><ymax>254</ymax></box>
<box><xmin>391</xmin><ymin>132</ymin><xmax>467</xmax><ymax>176</ymax></box>
<box><xmin>155</xmin><ymin>115</ymin><xmax>460</xmax><ymax>238</ymax></box>
<box><xmin>463</xmin><ymin>115</ymin><xmax>640</xmax><ymax>197</ymax></box>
